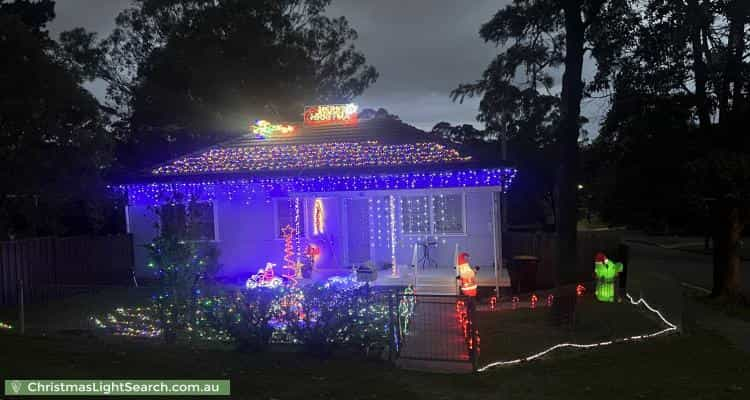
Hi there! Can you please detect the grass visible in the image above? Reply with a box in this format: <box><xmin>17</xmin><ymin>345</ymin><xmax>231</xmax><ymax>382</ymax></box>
<box><xmin>1</xmin><ymin>288</ymin><xmax>748</xmax><ymax>399</ymax></box>
<box><xmin>1</xmin><ymin>329</ymin><xmax>747</xmax><ymax>399</ymax></box>
<box><xmin>476</xmin><ymin>297</ymin><xmax>664</xmax><ymax>364</ymax></box>
<box><xmin>0</xmin><ymin>286</ymin><xmax>157</xmax><ymax>333</ymax></box>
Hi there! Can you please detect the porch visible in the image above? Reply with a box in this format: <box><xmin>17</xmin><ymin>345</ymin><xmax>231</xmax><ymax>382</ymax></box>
<box><xmin>310</xmin><ymin>262</ymin><xmax>511</xmax><ymax>295</ymax></box>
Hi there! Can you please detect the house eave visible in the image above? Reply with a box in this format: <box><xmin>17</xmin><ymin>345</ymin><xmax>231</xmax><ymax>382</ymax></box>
<box><xmin>111</xmin><ymin>159</ymin><xmax>514</xmax><ymax>185</ymax></box>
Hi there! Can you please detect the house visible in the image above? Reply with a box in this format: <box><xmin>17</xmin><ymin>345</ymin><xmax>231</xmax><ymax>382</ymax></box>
<box><xmin>114</xmin><ymin>104</ymin><xmax>517</xmax><ymax>291</ymax></box>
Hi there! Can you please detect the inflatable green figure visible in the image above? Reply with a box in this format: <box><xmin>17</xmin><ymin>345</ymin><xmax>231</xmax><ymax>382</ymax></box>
<box><xmin>594</xmin><ymin>252</ymin><xmax>623</xmax><ymax>302</ymax></box>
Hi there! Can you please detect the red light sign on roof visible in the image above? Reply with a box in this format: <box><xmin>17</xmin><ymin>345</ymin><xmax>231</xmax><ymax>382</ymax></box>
<box><xmin>303</xmin><ymin>104</ymin><xmax>358</xmax><ymax>126</ymax></box>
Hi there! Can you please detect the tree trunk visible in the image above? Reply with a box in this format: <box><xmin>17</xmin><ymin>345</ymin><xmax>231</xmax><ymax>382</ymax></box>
<box><xmin>687</xmin><ymin>0</ymin><xmax>711</xmax><ymax>134</ymax></box>
<box><xmin>718</xmin><ymin>1</ymin><xmax>747</xmax><ymax>140</ymax></box>
<box><xmin>710</xmin><ymin>201</ymin><xmax>745</xmax><ymax>299</ymax></box>
<box><xmin>726</xmin><ymin>0</ymin><xmax>748</xmax><ymax>149</ymax></box>
<box><xmin>556</xmin><ymin>0</ymin><xmax>586</xmax><ymax>285</ymax></box>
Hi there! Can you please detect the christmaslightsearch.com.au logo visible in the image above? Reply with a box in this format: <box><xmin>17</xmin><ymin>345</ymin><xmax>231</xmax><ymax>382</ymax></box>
<box><xmin>4</xmin><ymin>379</ymin><xmax>230</xmax><ymax>396</ymax></box>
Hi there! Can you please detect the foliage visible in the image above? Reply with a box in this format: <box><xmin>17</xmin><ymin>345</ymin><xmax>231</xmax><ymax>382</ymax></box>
<box><xmin>145</xmin><ymin>202</ymin><xmax>220</xmax><ymax>343</ymax></box>
<box><xmin>454</xmin><ymin>0</ymin><xmax>636</xmax><ymax>282</ymax></box>
<box><xmin>284</xmin><ymin>279</ymin><xmax>390</xmax><ymax>358</ymax></box>
<box><xmin>430</xmin><ymin>121</ymin><xmax>558</xmax><ymax>227</ymax></box>
<box><xmin>587</xmin><ymin>94</ymin><xmax>702</xmax><ymax>231</ymax></box>
<box><xmin>589</xmin><ymin>0</ymin><xmax>750</xmax><ymax>297</ymax></box>
<box><xmin>93</xmin><ymin>277</ymin><xmax>393</xmax><ymax>358</ymax></box>
<box><xmin>0</xmin><ymin>1</ymin><xmax>115</xmax><ymax>239</ymax></box>
<box><xmin>201</xmin><ymin>287</ymin><xmax>289</xmax><ymax>352</ymax></box>
<box><xmin>92</xmin><ymin>0</ymin><xmax>377</xmax><ymax>170</ymax></box>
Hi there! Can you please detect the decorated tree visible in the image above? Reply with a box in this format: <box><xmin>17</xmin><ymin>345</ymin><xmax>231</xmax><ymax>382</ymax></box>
<box><xmin>146</xmin><ymin>201</ymin><xmax>219</xmax><ymax>343</ymax></box>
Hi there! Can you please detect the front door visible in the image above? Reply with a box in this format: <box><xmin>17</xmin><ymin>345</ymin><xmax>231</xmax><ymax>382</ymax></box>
<box><xmin>345</xmin><ymin>198</ymin><xmax>370</xmax><ymax>264</ymax></box>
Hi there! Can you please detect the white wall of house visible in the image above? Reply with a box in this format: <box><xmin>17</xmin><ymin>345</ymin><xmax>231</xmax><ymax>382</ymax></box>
<box><xmin>127</xmin><ymin>188</ymin><xmax>502</xmax><ymax>279</ymax></box>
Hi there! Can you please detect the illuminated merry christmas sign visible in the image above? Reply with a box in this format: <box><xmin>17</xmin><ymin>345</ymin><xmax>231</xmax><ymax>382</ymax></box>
<box><xmin>303</xmin><ymin>104</ymin><xmax>358</xmax><ymax>126</ymax></box>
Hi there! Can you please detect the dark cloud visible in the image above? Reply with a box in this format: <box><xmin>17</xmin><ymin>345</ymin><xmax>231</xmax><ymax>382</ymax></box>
<box><xmin>326</xmin><ymin>0</ymin><xmax>508</xmax><ymax>129</ymax></box>
<box><xmin>48</xmin><ymin>0</ymin><xmax>605</xmax><ymax>132</ymax></box>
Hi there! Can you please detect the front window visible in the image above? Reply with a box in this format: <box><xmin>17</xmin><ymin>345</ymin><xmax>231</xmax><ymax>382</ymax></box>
<box><xmin>275</xmin><ymin>198</ymin><xmax>305</xmax><ymax>238</ymax></box>
<box><xmin>159</xmin><ymin>202</ymin><xmax>215</xmax><ymax>241</ymax></box>
<box><xmin>433</xmin><ymin>194</ymin><xmax>464</xmax><ymax>234</ymax></box>
<box><xmin>401</xmin><ymin>196</ymin><xmax>430</xmax><ymax>234</ymax></box>
<box><xmin>400</xmin><ymin>193</ymin><xmax>465</xmax><ymax>235</ymax></box>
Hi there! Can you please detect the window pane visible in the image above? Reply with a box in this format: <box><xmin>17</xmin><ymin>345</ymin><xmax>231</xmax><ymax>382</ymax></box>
<box><xmin>160</xmin><ymin>204</ymin><xmax>186</xmax><ymax>237</ymax></box>
<box><xmin>188</xmin><ymin>202</ymin><xmax>215</xmax><ymax>241</ymax></box>
<box><xmin>401</xmin><ymin>196</ymin><xmax>430</xmax><ymax>234</ymax></box>
<box><xmin>159</xmin><ymin>202</ymin><xmax>215</xmax><ymax>241</ymax></box>
<box><xmin>276</xmin><ymin>199</ymin><xmax>305</xmax><ymax>238</ymax></box>
<box><xmin>433</xmin><ymin>194</ymin><xmax>463</xmax><ymax>234</ymax></box>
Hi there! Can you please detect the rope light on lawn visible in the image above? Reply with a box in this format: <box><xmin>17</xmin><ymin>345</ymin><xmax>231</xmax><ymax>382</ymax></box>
<box><xmin>476</xmin><ymin>293</ymin><xmax>679</xmax><ymax>372</ymax></box>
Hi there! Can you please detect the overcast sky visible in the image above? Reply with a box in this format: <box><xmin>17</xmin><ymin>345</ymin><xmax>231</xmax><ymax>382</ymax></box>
<box><xmin>48</xmin><ymin>0</ymin><xmax>605</xmax><ymax>132</ymax></box>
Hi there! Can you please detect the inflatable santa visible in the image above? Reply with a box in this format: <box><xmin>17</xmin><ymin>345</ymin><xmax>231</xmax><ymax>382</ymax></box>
<box><xmin>456</xmin><ymin>252</ymin><xmax>478</xmax><ymax>297</ymax></box>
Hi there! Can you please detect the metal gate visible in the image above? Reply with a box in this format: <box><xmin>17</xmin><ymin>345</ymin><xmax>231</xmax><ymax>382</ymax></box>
<box><xmin>394</xmin><ymin>294</ymin><xmax>478</xmax><ymax>370</ymax></box>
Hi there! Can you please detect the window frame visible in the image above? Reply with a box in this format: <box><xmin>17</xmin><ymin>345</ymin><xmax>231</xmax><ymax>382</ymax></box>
<box><xmin>158</xmin><ymin>201</ymin><xmax>217</xmax><ymax>242</ymax></box>
<box><xmin>400</xmin><ymin>192</ymin><xmax>466</xmax><ymax>237</ymax></box>
<box><xmin>432</xmin><ymin>193</ymin><xmax>466</xmax><ymax>235</ymax></box>
<box><xmin>400</xmin><ymin>195</ymin><xmax>432</xmax><ymax>235</ymax></box>
<box><xmin>273</xmin><ymin>198</ymin><xmax>307</xmax><ymax>240</ymax></box>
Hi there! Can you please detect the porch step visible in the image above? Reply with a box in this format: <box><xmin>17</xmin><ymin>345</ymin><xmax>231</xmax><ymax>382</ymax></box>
<box><xmin>415</xmin><ymin>284</ymin><xmax>457</xmax><ymax>296</ymax></box>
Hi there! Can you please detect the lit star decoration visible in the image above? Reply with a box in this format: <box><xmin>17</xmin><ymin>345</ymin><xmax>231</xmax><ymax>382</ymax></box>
<box><xmin>280</xmin><ymin>225</ymin><xmax>298</xmax><ymax>287</ymax></box>
<box><xmin>150</xmin><ymin>141</ymin><xmax>471</xmax><ymax>176</ymax></box>
<box><xmin>251</xmin><ymin>120</ymin><xmax>295</xmax><ymax>139</ymax></box>
<box><xmin>114</xmin><ymin>168</ymin><xmax>517</xmax><ymax>207</ymax></box>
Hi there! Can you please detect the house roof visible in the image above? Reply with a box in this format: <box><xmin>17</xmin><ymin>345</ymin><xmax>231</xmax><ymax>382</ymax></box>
<box><xmin>142</xmin><ymin>117</ymin><xmax>505</xmax><ymax>181</ymax></box>
<box><xmin>114</xmin><ymin>115</ymin><xmax>517</xmax><ymax>204</ymax></box>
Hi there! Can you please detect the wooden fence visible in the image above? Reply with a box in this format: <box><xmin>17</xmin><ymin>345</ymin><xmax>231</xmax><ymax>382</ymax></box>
<box><xmin>504</xmin><ymin>230</ymin><xmax>624</xmax><ymax>289</ymax></box>
<box><xmin>0</xmin><ymin>235</ymin><xmax>134</xmax><ymax>306</ymax></box>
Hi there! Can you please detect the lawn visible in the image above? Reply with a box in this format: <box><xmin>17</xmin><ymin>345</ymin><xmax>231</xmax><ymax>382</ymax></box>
<box><xmin>475</xmin><ymin>296</ymin><xmax>665</xmax><ymax>364</ymax></box>
<box><xmin>1</xmin><ymin>328</ymin><xmax>747</xmax><ymax>399</ymax></box>
<box><xmin>0</xmin><ymin>286</ymin><xmax>157</xmax><ymax>334</ymax></box>
<box><xmin>1</xmin><ymin>288</ymin><xmax>747</xmax><ymax>399</ymax></box>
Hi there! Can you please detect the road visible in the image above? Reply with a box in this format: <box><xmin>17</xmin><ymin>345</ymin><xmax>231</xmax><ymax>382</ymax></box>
<box><xmin>625</xmin><ymin>240</ymin><xmax>750</xmax><ymax>295</ymax></box>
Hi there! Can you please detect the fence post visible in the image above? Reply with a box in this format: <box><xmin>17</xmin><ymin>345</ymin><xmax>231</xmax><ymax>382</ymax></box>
<box><xmin>618</xmin><ymin>243</ymin><xmax>629</xmax><ymax>290</ymax></box>
<box><xmin>388</xmin><ymin>293</ymin><xmax>395</xmax><ymax>361</ymax></box>
<box><xmin>468</xmin><ymin>298</ymin><xmax>477</xmax><ymax>372</ymax></box>
<box><xmin>18</xmin><ymin>279</ymin><xmax>25</xmax><ymax>335</ymax></box>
